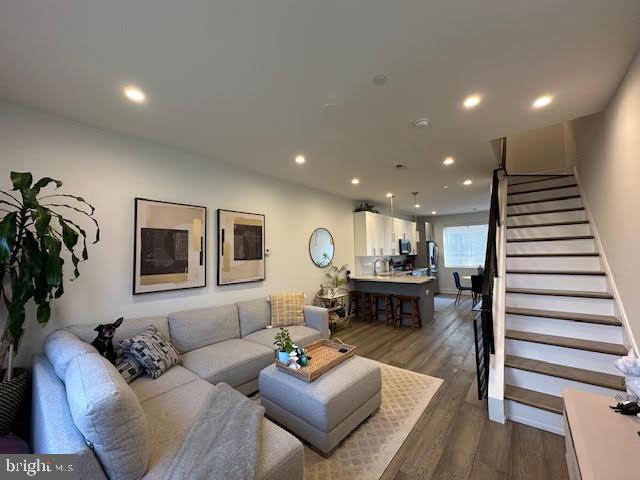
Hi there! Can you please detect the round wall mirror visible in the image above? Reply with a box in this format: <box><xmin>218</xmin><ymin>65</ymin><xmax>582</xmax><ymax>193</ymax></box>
<box><xmin>309</xmin><ymin>228</ymin><xmax>334</xmax><ymax>268</ymax></box>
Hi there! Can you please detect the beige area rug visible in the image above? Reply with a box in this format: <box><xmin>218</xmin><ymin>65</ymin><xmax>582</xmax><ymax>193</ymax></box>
<box><xmin>303</xmin><ymin>362</ymin><xmax>443</xmax><ymax>480</ymax></box>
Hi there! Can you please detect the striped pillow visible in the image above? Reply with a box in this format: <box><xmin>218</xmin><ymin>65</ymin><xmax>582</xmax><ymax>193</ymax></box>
<box><xmin>270</xmin><ymin>293</ymin><xmax>305</xmax><ymax>327</ymax></box>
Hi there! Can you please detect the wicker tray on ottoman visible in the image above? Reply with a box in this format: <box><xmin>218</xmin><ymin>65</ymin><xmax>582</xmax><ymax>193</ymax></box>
<box><xmin>275</xmin><ymin>338</ymin><xmax>356</xmax><ymax>382</ymax></box>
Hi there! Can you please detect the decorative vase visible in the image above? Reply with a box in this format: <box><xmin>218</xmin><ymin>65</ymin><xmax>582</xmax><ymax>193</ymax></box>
<box><xmin>277</xmin><ymin>351</ymin><xmax>289</xmax><ymax>363</ymax></box>
<box><xmin>299</xmin><ymin>355</ymin><xmax>309</xmax><ymax>367</ymax></box>
<box><xmin>0</xmin><ymin>368</ymin><xmax>29</xmax><ymax>435</ymax></box>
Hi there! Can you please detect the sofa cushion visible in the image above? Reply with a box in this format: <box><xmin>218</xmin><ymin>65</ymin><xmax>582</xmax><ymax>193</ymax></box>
<box><xmin>67</xmin><ymin>316</ymin><xmax>170</xmax><ymax>346</ymax></box>
<box><xmin>140</xmin><ymin>380</ymin><xmax>303</xmax><ymax>480</ymax></box>
<box><xmin>43</xmin><ymin>330</ymin><xmax>98</xmax><ymax>380</ymax></box>
<box><xmin>130</xmin><ymin>366</ymin><xmax>200</xmax><ymax>403</ymax></box>
<box><xmin>116</xmin><ymin>355</ymin><xmax>145</xmax><ymax>384</ymax></box>
<box><xmin>120</xmin><ymin>326</ymin><xmax>181</xmax><ymax>379</ymax></box>
<box><xmin>243</xmin><ymin>326</ymin><xmax>321</xmax><ymax>351</ymax></box>
<box><xmin>65</xmin><ymin>353</ymin><xmax>149</xmax><ymax>480</ymax></box>
<box><xmin>237</xmin><ymin>298</ymin><xmax>271</xmax><ymax>337</ymax></box>
<box><xmin>270</xmin><ymin>293</ymin><xmax>305</xmax><ymax>327</ymax></box>
<box><xmin>168</xmin><ymin>305</ymin><xmax>239</xmax><ymax>353</ymax></box>
<box><xmin>181</xmin><ymin>339</ymin><xmax>273</xmax><ymax>388</ymax></box>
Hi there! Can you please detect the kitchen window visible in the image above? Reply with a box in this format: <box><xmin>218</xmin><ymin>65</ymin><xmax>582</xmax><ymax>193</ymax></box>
<box><xmin>443</xmin><ymin>224</ymin><xmax>488</xmax><ymax>268</ymax></box>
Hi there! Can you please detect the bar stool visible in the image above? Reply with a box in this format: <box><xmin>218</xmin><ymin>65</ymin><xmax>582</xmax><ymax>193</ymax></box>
<box><xmin>394</xmin><ymin>295</ymin><xmax>421</xmax><ymax>330</ymax></box>
<box><xmin>371</xmin><ymin>293</ymin><xmax>395</xmax><ymax>326</ymax></box>
<box><xmin>349</xmin><ymin>290</ymin><xmax>372</xmax><ymax>323</ymax></box>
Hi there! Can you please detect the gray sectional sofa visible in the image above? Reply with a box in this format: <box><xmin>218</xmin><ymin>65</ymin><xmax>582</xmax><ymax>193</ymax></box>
<box><xmin>32</xmin><ymin>298</ymin><xmax>329</xmax><ymax>480</ymax></box>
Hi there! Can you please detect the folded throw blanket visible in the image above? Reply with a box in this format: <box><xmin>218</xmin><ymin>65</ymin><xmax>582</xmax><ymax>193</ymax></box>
<box><xmin>167</xmin><ymin>383</ymin><xmax>264</xmax><ymax>480</ymax></box>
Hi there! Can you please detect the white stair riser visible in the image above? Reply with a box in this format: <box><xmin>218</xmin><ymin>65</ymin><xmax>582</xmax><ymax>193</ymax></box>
<box><xmin>504</xmin><ymin>400</ymin><xmax>565</xmax><ymax>435</ymax></box>
<box><xmin>505</xmin><ymin>369</ymin><xmax>622</xmax><ymax>399</ymax></box>
<box><xmin>505</xmin><ymin>338</ymin><xmax>621</xmax><ymax>375</ymax></box>
<box><xmin>507</xmin><ymin>256</ymin><xmax>602</xmax><ymax>272</ymax></box>
<box><xmin>508</xmin><ymin>186</ymin><xmax>579</xmax><ymax>205</ymax></box>
<box><xmin>507</xmin><ymin>239</ymin><xmax>596</xmax><ymax>255</ymax></box>
<box><xmin>506</xmin><ymin>314</ymin><xmax>623</xmax><ymax>343</ymax></box>
<box><xmin>507</xmin><ymin>209</ymin><xmax>587</xmax><ymax>227</ymax></box>
<box><xmin>506</xmin><ymin>292</ymin><xmax>615</xmax><ymax>316</ymax></box>
<box><xmin>506</xmin><ymin>273</ymin><xmax>609</xmax><ymax>292</ymax></box>
<box><xmin>508</xmin><ymin>197</ymin><xmax>582</xmax><ymax>215</ymax></box>
<box><xmin>508</xmin><ymin>176</ymin><xmax>576</xmax><ymax>194</ymax></box>
<box><xmin>507</xmin><ymin>223</ymin><xmax>591</xmax><ymax>240</ymax></box>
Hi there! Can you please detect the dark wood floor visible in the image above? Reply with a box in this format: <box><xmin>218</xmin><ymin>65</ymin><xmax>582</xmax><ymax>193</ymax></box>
<box><xmin>332</xmin><ymin>295</ymin><xmax>569</xmax><ymax>480</ymax></box>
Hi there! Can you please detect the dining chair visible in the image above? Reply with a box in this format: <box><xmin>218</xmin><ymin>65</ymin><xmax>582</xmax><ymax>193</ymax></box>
<box><xmin>453</xmin><ymin>272</ymin><xmax>473</xmax><ymax>306</ymax></box>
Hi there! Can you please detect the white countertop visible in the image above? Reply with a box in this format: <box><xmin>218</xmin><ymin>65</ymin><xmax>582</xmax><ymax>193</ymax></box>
<box><xmin>349</xmin><ymin>274</ymin><xmax>434</xmax><ymax>285</ymax></box>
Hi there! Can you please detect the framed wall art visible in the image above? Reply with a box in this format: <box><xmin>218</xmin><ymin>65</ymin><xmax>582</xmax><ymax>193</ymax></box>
<box><xmin>217</xmin><ymin>209</ymin><xmax>265</xmax><ymax>285</ymax></box>
<box><xmin>133</xmin><ymin>198</ymin><xmax>206</xmax><ymax>294</ymax></box>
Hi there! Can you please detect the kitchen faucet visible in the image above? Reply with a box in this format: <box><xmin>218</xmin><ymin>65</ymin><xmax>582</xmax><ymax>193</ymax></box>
<box><xmin>373</xmin><ymin>258</ymin><xmax>387</xmax><ymax>276</ymax></box>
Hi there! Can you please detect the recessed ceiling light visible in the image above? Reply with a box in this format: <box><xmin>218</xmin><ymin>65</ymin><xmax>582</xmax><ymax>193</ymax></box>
<box><xmin>463</xmin><ymin>179</ymin><xmax>473</xmax><ymax>186</ymax></box>
<box><xmin>385</xmin><ymin>192</ymin><xmax>393</xmax><ymax>198</ymax></box>
<box><xmin>431</xmin><ymin>211</ymin><xmax>437</xmax><ymax>215</ymax></box>
<box><xmin>414</xmin><ymin>204</ymin><xmax>421</xmax><ymax>208</ymax></box>
<box><xmin>463</xmin><ymin>94</ymin><xmax>482</xmax><ymax>109</ymax></box>
<box><xmin>351</xmin><ymin>178</ymin><xmax>360</xmax><ymax>185</ymax></box>
<box><xmin>442</xmin><ymin>185</ymin><xmax>449</xmax><ymax>189</ymax></box>
<box><xmin>532</xmin><ymin>95</ymin><xmax>553</xmax><ymax>109</ymax></box>
<box><xmin>373</xmin><ymin>75</ymin><xmax>388</xmax><ymax>87</ymax></box>
<box><xmin>123</xmin><ymin>86</ymin><xmax>146</xmax><ymax>104</ymax></box>
<box><xmin>412</xmin><ymin>118</ymin><xmax>430</xmax><ymax>128</ymax></box>
<box><xmin>295</xmin><ymin>155</ymin><xmax>306</xmax><ymax>165</ymax></box>
<box><xmin>443</xmin><ymin>156</ymin><xmax>455</xmax><ymax>166</ymax></box>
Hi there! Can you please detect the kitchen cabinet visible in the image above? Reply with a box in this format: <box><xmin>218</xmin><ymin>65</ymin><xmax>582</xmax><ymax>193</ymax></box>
<box><xmin>354</xmin><ymin>211</ymin><xmax>416</xmax><ymax>257</ymax></box>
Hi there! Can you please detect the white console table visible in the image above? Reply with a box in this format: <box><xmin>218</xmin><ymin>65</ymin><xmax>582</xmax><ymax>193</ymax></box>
<box><xmin>563</xmin><ymin>388</ymin><xmax>640</xmax><ymax>480</ymax></box>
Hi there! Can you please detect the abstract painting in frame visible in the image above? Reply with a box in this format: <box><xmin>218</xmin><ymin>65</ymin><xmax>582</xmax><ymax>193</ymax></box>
<box><xmin>133</xmin><ymin>198</ymin><xmax>206</xmax><ymax>294</ymax></box>
<box><xmin>217</xmin><ymin>209</ymin><xmax>265</xmax><ymax>285</ymax></box>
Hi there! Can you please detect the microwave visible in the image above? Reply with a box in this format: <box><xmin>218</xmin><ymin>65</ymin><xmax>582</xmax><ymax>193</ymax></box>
<box><xmin>399</xmin><ymin>239</ymin><xmax>411</xmax><ymax>254</ymax></box>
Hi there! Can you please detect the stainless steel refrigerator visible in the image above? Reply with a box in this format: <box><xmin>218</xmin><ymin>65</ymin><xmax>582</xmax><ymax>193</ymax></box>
<box><xmin>427</xmin><ymin>241</ymin><xmax>439</xmax><ymax>294</ymax></box>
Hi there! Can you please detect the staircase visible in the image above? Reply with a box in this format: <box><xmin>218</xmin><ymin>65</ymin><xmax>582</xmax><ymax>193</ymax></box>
<box><xmin>501</xmin><ymin>174</ymin><xmax>628</xmax><ymax>435</ymax></box>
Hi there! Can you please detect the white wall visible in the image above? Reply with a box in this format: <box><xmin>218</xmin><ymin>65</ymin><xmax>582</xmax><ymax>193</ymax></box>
<box><xmin>425</xmin><ymin>211</ymin><xmax>489</xmax><ymax>293</ymax></box>
<box><xmin>565</xmin><ymin>48</ymin><xmax>640</xmax><ymax>351</ymax></box>
<box><xmin>0</xmin><ymin>101</ymin><xmax>355</xmax><ymax>364</ymax></box>
<box><xmin>506</xmin><ymin>123</ymin><xmax>572</xmax><ymax>174</ymax></box>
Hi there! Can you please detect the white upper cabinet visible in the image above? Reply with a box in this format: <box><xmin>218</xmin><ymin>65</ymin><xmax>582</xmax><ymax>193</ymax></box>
<box><xmin>354</xmin><ymin>212</ymin><xmax>416</xmax><ymax>257</ymax></box>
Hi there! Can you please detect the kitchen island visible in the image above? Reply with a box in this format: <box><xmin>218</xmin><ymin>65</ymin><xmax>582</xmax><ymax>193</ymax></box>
<box><xmin>348</xmin><ymin>274</ymin><xmax>436</xmax><ymax>327</ymax></box>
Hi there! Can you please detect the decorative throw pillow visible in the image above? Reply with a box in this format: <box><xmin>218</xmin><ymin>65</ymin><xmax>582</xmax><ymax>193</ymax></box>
<box><xmin>270</xmin><ymin>292</ymin><xmax>305</xmax><ymax>327</ymax></box>
<box><xmin>119</xmin><ymin>326</ymin><xmax>180</xmax><ymax>379</ymax></box>
<box><xmin>115</xmin><ymin>354</ymin><xmax>145</xmax><ymax>384</ymax></box>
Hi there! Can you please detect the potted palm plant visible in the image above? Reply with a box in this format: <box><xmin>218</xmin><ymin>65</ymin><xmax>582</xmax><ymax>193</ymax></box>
<box><xmin>0</xmin><ymin>171</ymin><xmax>99</xmax><ymax>434</ymax></box>
<box><xmin>323</xmin><ymin>262</ymin><xmax>347</xmax><ymax>297</ymax></box>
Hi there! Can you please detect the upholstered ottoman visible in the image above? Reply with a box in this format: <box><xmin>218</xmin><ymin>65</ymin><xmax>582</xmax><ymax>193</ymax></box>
<box><xmin>259</xmin><ymin>356</ymin><xmax>382</xmax><ymax>456</ymax></box>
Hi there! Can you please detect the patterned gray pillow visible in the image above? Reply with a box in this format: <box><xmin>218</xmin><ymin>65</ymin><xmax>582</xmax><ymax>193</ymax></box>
<box><xmin>119</xmin><ymin>326</ymin><xmax>180</xmax><ymax>379</ymax></box>
<box><xmin>115</xmin><ymin>354</ymin><xmax>145</xmax><ymax>384</ymax></box>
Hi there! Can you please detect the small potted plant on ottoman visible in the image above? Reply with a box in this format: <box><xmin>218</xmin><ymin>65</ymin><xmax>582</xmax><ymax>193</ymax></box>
<box><xmin>274</xmin><ymin>328</ymin><xmax>294</xmax><ymax>363</ymax></box>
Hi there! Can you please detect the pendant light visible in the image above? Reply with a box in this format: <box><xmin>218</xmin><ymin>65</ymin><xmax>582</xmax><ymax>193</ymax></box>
<box><xmin>412</xmin><ymin>192</ymin><xmax>420</xmax><ymax>243</ymax></box>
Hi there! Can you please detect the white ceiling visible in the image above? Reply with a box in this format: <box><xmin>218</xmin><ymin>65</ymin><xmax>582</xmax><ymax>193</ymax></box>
<box><xmin>1</xmin><ymin>1</ymin><xmax>639</xmax><ymax>215</ymax></box>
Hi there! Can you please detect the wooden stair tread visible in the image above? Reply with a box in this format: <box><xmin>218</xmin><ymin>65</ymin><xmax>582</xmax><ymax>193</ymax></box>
<box><xmin>505</xmin><ymin>355</ymin><xmax>625</xmax><ymax>391</ymax></box>
<box><xmin>507</xmin><ymin>183</ymin><xmax>578</xmax><ymax>196</ymax></box>
<box><xmin>504</xmin><ymin>385</ymin><xmax>564</xmax><ymax>414</ymax></box>
<box><xmin>507</xmin><ymin>252</ymin><xmax>599</xmax><ymax>258</ymax></box>
<box><xmin>508</xmin><ymin>194</ymin><xmax>581</xmax><ymax>206</ymax></box>
<box><xmin>505</xmin><ymin>307</ymin><xmax>621</xmax><ymax>326</ymax></box>
<box><xmin>507</xmin><ymin>235</ymin><xmax>593</xmax><ymax>243</ymax></box>
<box><xmin>505</xmin><ymin>330</ymin><xmax>627</xmax><ymax>356</ymax></box>
<box><xmin>506</xmin><ymin>270</ymin><xmax>606</xmax><ymax>276</ymax></box>
<box><xmin>507</xmin><ymin>220</ymin><xmax>589</xmax><ymax>229</ymax></box>
<box><xmin>507</xmin><ymin>175</ymin><xmax>573</xmax><ymax>186</ymax></box>
<box><xmin>506</xmin><ymin>287</ymin><xmax>613</xmax><ymax>299</ymax></box>
<box><xmin>507</xmin><ymin>207</ymin><xmax>585</xmax><ymax>217</ymax></box>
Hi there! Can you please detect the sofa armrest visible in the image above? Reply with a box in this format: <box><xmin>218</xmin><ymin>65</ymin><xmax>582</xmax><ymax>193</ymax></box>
<box><xmin>304</xmin><ymin>306</ymin><xmax>330</xmax><ymax>339</ymax></box>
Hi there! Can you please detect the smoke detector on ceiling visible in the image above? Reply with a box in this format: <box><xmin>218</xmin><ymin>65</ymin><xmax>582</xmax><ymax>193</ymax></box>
<box><xmin>412</xmin><ymin>118</ymin><xmax>430</xmax><ymax>128</ymax></box>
